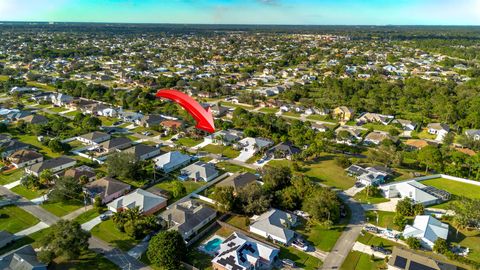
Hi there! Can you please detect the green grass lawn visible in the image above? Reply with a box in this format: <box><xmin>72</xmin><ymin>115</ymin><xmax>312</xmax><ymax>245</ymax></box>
<box><xmin>15</xmin><ymin>134</ymin><xmax>62</xmax><ymax>158</ymax></box>
<box><xmin>282</xmin><ymin>111</ymin><xmax>302</xmax><ymax>118</ymax></box>
<box><xmin>98</xmin><ymin>117</ymin><xmax>119</xmax><ymax>127</ymax></box>
<box><xmin>0</xmin><ymin>75</ymin><xmax>9</xmax><ymax>81</ymax></box>
<box><xmin>0</xmin><ymin>169</ymin><xmax>25</xmax><ymax>185</ymax></box>
<box><xmin>279</xmin><ymin>246</ymin><xmax>323</xmax><ymax>270</ymax></box>
<box><xmin>259</xmin><ymin>107</ymin><xmax>279</xmax><ymax>114</ymax></box>
<box><xmin>413</xmin><ymin>129</ymin><xmax>437</xmax><ymax>140</ymax></box>
<box><xmin>155</xmin><ymin>179</ymin><xmax>205</xmax><ymax>203</ymax></box>
<box><xmin>364</xmin><ymin>211</ymin><xmax>412</xmax><ymax>231</ymax></box>
<box><xmin>361</xmin><ymin>123</ymin><xmax>400</xmax><ymax>133</ymax></box>
<box><xmin>64</xmin><ymin>110</ymin><xmax>81</xmax><ymax>117</ymax></box>
<box><xmin>341</xmin><ymin>251</ymin><xmax>386</xmax><ymax>270</ymax></box>
<box><xmin>306</xmin><ymin>114</ymin><xmax>338</xmax><ymax>123</ymax></box>
<box><xmin>357</xmin><ymin>232</ymin><xmax>403</xmax><ymax>250</ymax></box>
<box><xmin>41</xmin><ymin>200</ymin><xmax>84</xmax><ymax>217</ymax></box>
<box><xmin>226</xmin><ymin>215</ymin><xmax>250</xmax><ymax>231</ymax></box>
<box><xmin>177</xmin><ymin>137</ymin><xmax>203</xmax><ymax>147</ymax></box>
<box><xmin>353</xmin><ymin>190</ymin><xmax>389</xmax><ymax>204</ymax></box>
<box><xmin>201</xmin><ymin>144</ymin><xmax>240</xmax><ymax>159</ymax></box>
<box><xmin>91</xmin><ymin>219</ymin><xmax>140</xmax><ymax>251</ymax></box>
<box><xmin>446</xmin><ymin>222</ymin><xmax>480</xmax><ymax>264</ymax></box>
<box><xmin>27</xmin><ymin>81</ymin><xmax>56</xmax><ymax>91</ymax></box>
<box><xmin>222</xmin><ymin>102</ymin><xmax>254</xmax><ymax>110</ymax></box>
<box><xmin>296</xmin><ymin>220</ymin><xmax>345</xmax><ymax>252</ymax></box>
<box><xmin>51</xmin><ymin>250</ymin><xmax>120</xmax><ymax>270</ymax></box>
<box><xmin>421</xmin><ymin>178</ymin><xmax>480</xmax><ymax>199</ymax></box>
<box><xmin>73</xmin><ymin>208</ymin><xmax>101</xmax><ymax>224</ymax></box>
<box><xmin>269</xmin><ymin>155</ymin><xmax>356</xmax><ymax>190</ymax></box>
<box><xmin>10</xmin><ymin>185</ymin><xmax>47</xmax><ymax>200</ymax></box>
<box><xmin>216</xmin><ymin>162</ymin><xmax>256</xmax><ymax>174</ymax></box>
<box><xmin>0</xmin><ymin>205</ymin><xmax>40</xmax><ymax>233</ymax></box>
<box><xmin>0</xmin><ymin>227</ymin><xmax>52</xmax><ymax>255</ymax></box>
<box><xmin>48</xmin><ymin>106</ymin><xmax>68</xmax><ymax>113</ymax></box>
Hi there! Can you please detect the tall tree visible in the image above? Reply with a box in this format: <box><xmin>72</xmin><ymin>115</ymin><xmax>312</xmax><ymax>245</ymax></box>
<box><xmin>147</xmin><ymin>230</ymin><xmax>186</xmax><ymax>270</ymax></box>
<box><xmin>39</xmin><ymin>220</ymin><xmax>90</xmax><ymax>260</ymax></box>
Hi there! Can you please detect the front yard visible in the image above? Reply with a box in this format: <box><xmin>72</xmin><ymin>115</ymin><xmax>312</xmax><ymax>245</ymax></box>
<box><xmin>215</xmin><ymin>162</ymin><xmax>256</xmax><ymax>173</ymax></box>
<box><xmin>364</xmin><ymin>211</ymin><xmax>411</xmax><ymax>231</ymax></box>
<box><xmin>296</xmin><ymin>220</ymin><xmax>345</xmax><ymax>252</ymax></box>
<box><xmin>41</xmin><ymin>200</ymin><xmax>85</xmax><ymax>217</ymax></box>
<box><xmin>201</xmin><ymin>144</ymin><xmax>240</xmax><ymax>159</ymax></box>
<box><xmin>15</xmin><ymin>134</ymin><xmax>62</xmax><ymax>158</ymax></box>
<box><xmin>90</xmin><ymin>219</ymin><xmax>140</xmax><ymax>251</ymax></box>
<box><xmin>341</xmin><ymin>250</ymin><xmax>386</xmax><ymax>270</ymax></box>
<box><xmin>279</xmin><ymin>246</ymin><xmax>323</xmax><ymax>270</ymax></box>
<box><xmin>10</xmin><ymin>185</ymin><xmax>47</xmax><ymax>200</ymax></box>
<box><xmin>353</xmin><ymin>190</ymin><xmax>389</xmax><ymax>204</ymax></box>
<box><xmin>176</xmin><ymin>137</ymin><xmax>203</xmax><ymax>147</ymax></box>
<box><xmin>0</xmin><ymin>205</ymin><xmax>40</xmax><ymax>233</ymax></box>
<box><xmin>0</xmin><ymin>169</ymin><xmax>25</xmax><ymax>185</ymax></box>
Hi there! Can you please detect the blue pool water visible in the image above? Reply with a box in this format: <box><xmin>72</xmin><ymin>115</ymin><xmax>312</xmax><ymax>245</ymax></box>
<box><xmin>204</xmin><ymin>238</ymin><xmax>222</xmax><ymax>252</ymax></box>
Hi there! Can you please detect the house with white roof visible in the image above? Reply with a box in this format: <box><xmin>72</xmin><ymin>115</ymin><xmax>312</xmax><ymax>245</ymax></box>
<box><xmin>380</xmin><ymin>180</ymin><xmax>450</xmax><ymax>206</ymax></box>
<box><xmin>153</xmin><ymin>151</ymin><xmax>191</xmax><ymax>173</ymax></box>
<box><xmin>403</xmin><ymin>215</ymin><xmax>449</xmax><ymax>250</ymax></box>
<box><xmin>107</xmin><ymin>189</ymin><xmax>167</xmax><ymax>215</ymax></box>
<box><xmin>211</xmin><ymin>232</ymin><xmax>279</xmax><ymax>270</ymax></box>
<box><xmin>427</xmin><ymin>123</ymin><xmax>450</xmax><ymax>142</ymax></box>
<box><xmin>180</xmin><ymin>161</ymin><xmax>219</xmax><ymax>182</ymax></box>
<box><xmin>249</xmin><ymin>208</ymin><xmax>297</xmax><ymax>245</ymax></box>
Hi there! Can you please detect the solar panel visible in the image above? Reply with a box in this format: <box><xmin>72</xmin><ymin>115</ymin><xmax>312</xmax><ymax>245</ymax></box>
<box><xmin>421</xmin><ymin>186</ymin><xmax>451</xmax><ymax>201</ymax></box>
<box><xmin>394</xmin><ymin>256</ymin><xmax>407</xmax><ymax>269</ymax></box>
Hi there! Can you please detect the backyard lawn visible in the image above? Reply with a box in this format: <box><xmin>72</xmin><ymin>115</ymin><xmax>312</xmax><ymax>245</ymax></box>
<box><xmin>27</xmin><ymin>81</ymin><xmax>56</xmax><ymax>91</ymax></box>
<box><xmin>201</xmin><ymin>144</ymin><xmax>240</xmax><ymax>159</ymax></box>
<box><xmin>10</xmin><ymin>185</ymin><xmax>47</xmax><ymax>200</ymax></box>
<box><xmin>91</xmin><ymin>219</ymin><xmax>140</xmax><ymax>251</ymax></box>
<box><xmin>259</xmin><ymin>107</ymin><xmax>279</xmax><ymax>114</ymax></box>
<box><xmin>279</xmin><ymin>246</ymin><xmax>323</xmax><ymax>270</ymax></box>
<box><xmin>41</xmin><ymin>200</ymin><xmax>84</xmax><ymax>217</ymax></box>
<box><xmin>0</xmin><ymin>169</ymin><xmax>25</xmax><ymax>185</ymax></box>
<box><xmin>269</xmin><ymin>155</ymin><xmax>356</xmax><ymax>190</ymax></box>
<box><xmin>296</xmin><ymin>220</ymin><xmax>345</xmax><ymax>252</ymax></box>
<box><xmin>225</xmin><ymin>215</ymin><xmax>250</xmax><ymax>231</ymax></box>
<box><xmin>364</xmin><ymin>211</ymin><xmax>412</xmax><ymax>231</ymax></box>
<box><xmin>14</xmin><ymin>134</ymin><xmax>62</xmax><ymax>158</ymax></box>
<box><xmin>421</xmin><ymin>178</ymin><xmax>480</xmax><ymax>199</ymax></box>
<box><xmin>177</xmin><ymin>137</ymin><xmax>203</xmax><ymax>147</ymax></box>
<box><xmin>446</xmin><ymin>221</ymin><xmax>480</xmax><ymax>265</ymax></box>
<box><xmin>306</xmin><ymin>115</ymin><xmax>337</xmax><ymax>123</ymax></box>
<box><xmin>155</xmin><ymin>179</ymin><xmax>205</xmax><ymax>203</ymax></box>
<box><xmin>0</xmin><ymin>205</ymin><xmax>39</xmax><ymax>233</ymax></box>
<box><xmin>353</xmin><ymin>190</ymin><xmax>389</xmax><ymax>204</ymax></box>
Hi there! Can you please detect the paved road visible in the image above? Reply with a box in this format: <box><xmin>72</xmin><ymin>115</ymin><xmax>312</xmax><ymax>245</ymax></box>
<box><xmin>321</xmin><ymin>192</ymin><xmax>365</xmax><ymax>270</ymax></box>
<box><xmin>89</xmin><ymin>237</ymin><xmax>151</xmax><ymax>270</ymax></box>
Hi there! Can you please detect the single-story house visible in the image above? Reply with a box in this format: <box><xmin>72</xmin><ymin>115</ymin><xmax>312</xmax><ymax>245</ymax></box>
<box><xmin>312</xmin><ymin>123</ymin><xmax>330</xmax><ymax>132</ymax></box>
<box><xmin>0</xmin><ymin>244</ymin><xmax>47</xmax><ymax>270</ymax></box>
<box><xmin>380</xmin><ymin>180</ymin><xmax>450</xmax><ymax>206</ymax></box>
<box><xmin>98</xmin><ymin>137</ymin><xmax>132</xmax><ymax>153</ymax></box>
<box><xmin>465</xmin><ymin>129</ymin><xmax>480</xmax><ymax>141</ymax></box>
<box><xmin>20</xmin><ymin>114</ymin><xmax>49</xmax><ymax>125</ymax></box>
<box><xmin>153</xmin><ymin>151</ymin><xmax>191</xmax><ymax>173</ymax></box>
<box><xmin>249</xmin><ymin>208</ymin><xmax>298</xmax><ymax>245</ymax></box>
<box><xmin>392</xmin><ymin>119</ymin><xmax>417</xmax><ymax>131</ymax></box>
<box><xmin>389</xmin><ymin>247</ymin><xmax>457</xmax><ymax>270</ymax></box>
<box><xmin>180</xmin><ymin>161</ymin><xmax>219</xmax><ymax>182</ymax></box>
<box><xmin>137</xmin><ymin>114</ymin><xmax>165</xmax><ymax>128</ymax></box>
<box><xmin>212</xmin><ymin>129</ymin><xmax>244</xmax><ymax>146</ymax></box>
<box><xmin>427</xmin><ymin>123</ymin><xmax>450</xmax><ymax>142</ymax></box>
<box><xmin>25</xmin><ymin>156</ymin><xmax>76</xmax><ymax>177</ymax></box>
<box><xmin>403</xmin><ymin>215</ymin><xmax>449</xmax><ymax>250</ymax></box>
<box><xmin>346</xmin><ymin>165</ymin><xmax>390</xmax><ymax>186</ymax></box>
<box><xmin>161</xmin><ymin>200</ymin><xmax>216</xmax><ymax>240</ymax></box>
<box><xmin>210</xmin><ymin>103</ymin><xmax>229</xmax><ymax>117</ymax></box>
<box><xmin>107</xmin><ymin>188</ymin><xmax>168</xmax><ymax>215</ymax></box>
<box><xmin>77</xmin><ymin>131</ymin><xmax>111</xmax><ymax>145</ymax></box>
<box><xmin>333</xmin><ymin>106</ymin><xmax>355</xmax><ymax>121</ymax></box>
<box><xmin>404</xmin><ymin>139</ymin><xmax>436</xmax><ymax>151</ymax></box>
<box><xmin>7</xmin><ymin>150</ymin><xmax>43</xmax><ymax>168</ymax></box>
<box><xmin>0</xmin><ymin>140</ymin><xmax>30</xmax><ymax>158</ymax></box>
<box><xmin>216</xmin><ymin>172</ymin><xmax>258</xmax><ymax>194</ymax></box>
<box><xmin>211</xmin><ymin>232</ymin><xmax>279</xmax><ymax>270</ymax></box>
<box><xmin>122</xmin><ymin>144</ymin><xmax>161</xmax><ymax>161</ymax></box>
<box><xmin>0</xmin><ymin>231</ymin><xmax>14</xmax><ymax>249</ymax></box>
<box><xmin>51</xmin><ymin>93</ymin><xmax>73</xmax><ymax>107</ymax></box>
<box><xmin>235</xmin><ymin>137</ymin><xmax>273</xmax><ymax>154</ymax></box>
<box><xmin>62</xmin><ymin>165</ymin><xmax>96</xmax><ymax>182</ymax></box>
<box><xmin>364</xmin><ymin>131</ymin><xmax>395</xmax><ymax>145</ymax></box>
<box><xmin>160</xmin><ymin>120</ymin><xmax>183</xmax><ymax>131</ymax></box>
<box><xmin>356</xmin><ymin>112</ymin><xmax>394</xmax><ymax>125</ymax></box>
<box><xmin>84</xmin><ymin>176</ymin><xmax>131</xmax><ymax>204</ymax></box>
<box><xmin>335</xmin><ymin>126</ymin><xmax>363</xmax><ymax>144</ymax></box>
<box><xmin>267</xmin><ymin>141</ymin><xmax>301</xmax><ymax>160</ymax></box>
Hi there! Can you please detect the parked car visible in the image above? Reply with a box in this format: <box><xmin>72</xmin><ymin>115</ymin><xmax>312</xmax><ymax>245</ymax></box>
<box><xmin>282</xmin><ymin>259</ymin><xmax>296</xmax><ymax>268</ymax></box>
<box><xmin>99</xmin><ymin>214</ymin><xmax>109</xmax><ymax>221</ymax></box>
<box><xmin>364</xmin><ymin>226</ymin><xmax>378</xmax><ymax>233</ymax></box>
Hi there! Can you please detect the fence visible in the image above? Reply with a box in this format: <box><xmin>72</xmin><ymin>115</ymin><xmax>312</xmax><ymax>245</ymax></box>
<box><xmin>191</xmin><ymin>193</ymin><xmax>217</xmax><ymax>204</ymax></box>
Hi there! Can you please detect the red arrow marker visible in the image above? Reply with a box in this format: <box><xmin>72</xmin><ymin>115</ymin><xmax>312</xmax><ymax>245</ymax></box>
<box><xmin>156</xmin><ymin>89</ymin><xmax>215</xmax><ymax>133</ymax></box>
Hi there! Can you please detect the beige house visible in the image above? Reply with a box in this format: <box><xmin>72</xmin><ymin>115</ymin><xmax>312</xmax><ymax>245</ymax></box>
<box><xmin>333</xmin><ymin>106</ymin><xmax>355</xmax><ymax>122</ymax></box>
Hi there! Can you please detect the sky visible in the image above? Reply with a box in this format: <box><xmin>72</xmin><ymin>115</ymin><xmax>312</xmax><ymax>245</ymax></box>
<box><xmin>0</xmin><ymin>0</ymin><xmax>479</xmax><ymax>25</ymax></box>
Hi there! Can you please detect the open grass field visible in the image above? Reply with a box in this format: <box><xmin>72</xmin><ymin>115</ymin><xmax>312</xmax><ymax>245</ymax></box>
<box><xmin>177</xmin><ymin>137</ymin><xmax>203</xmax><ymax>147</ymax></box>
<box><xmin>341</xmin><ymin>250</ymin><xmax>386</xmax><ymax>270</ymax></box>
<box><xmin>259</xmin><ymin>107</ymin><xmax>279</xmax><ymax>114</ymax></box>
<box><xmin>0</xmin><ymin>205</ymin><xmax>39</xmax><ymax>233</ymax></box>
<box><xmin>269</xmin><ymin>155</ymin><xmax>356</xmax><ymax>190</ymax></box>
<box><xmin>279</xmin><ymin>246</ymin><xmax>323</xmax><ymax>270</ymax></box>
<box><xmin>0</xmin><ymin>169</ymin><xmax>25</xmax><ymax>185</ymax></box>
<box><xmin>421</xmin><ymin>178</ymin><xmax>480</xmax><ymax>199</ymax></box>
<box><xmin>201</xmin><ymin>144</ymin><xmax>240</xmax><ymax>159</ymax></box>
<box><xmin>10</xmin><ymin>185</ymin><xmax>47</xmax><ymax>200</ymax></box>
<box><xmin>91</xmin><ymin>219</ymin><xmax>140</xmax><ymax>251</ymax></box>
<box><xmin>41</xmin><ymin>200</ymin><xmax>84</xmax><ymax>217</ymax></box>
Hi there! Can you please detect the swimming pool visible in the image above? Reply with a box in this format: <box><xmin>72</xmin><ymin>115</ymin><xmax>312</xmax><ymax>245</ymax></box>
<box><xmin>204</xmin><ymin>237</ymin><xmax>223</xmax><ymax>252</ymax></box>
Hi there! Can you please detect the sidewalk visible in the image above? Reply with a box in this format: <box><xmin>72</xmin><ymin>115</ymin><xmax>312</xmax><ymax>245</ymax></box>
<box><xmin>3</xmin><ymin>180</ymin><xmax>21</xmax><ymax>189</ymax></box>
<box><xmin>81</xmin><ymin>210</ymin><xmax>112</xmax><ymax>231</ymax></box>
<box><xmin>352</xmin><ymin>241</ymin><xmax>387</xmax><ymax>259</ymax></box>
<box><xmin>63</xmin><ymin>205</ymin><xmax>94</xmax><ymax>220</ymax></box>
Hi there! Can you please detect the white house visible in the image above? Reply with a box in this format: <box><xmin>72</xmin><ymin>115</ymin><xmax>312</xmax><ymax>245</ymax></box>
<box><xmin>107</xmin><ymin>189</ymin><xmax>167</xmax><ymax>215</ymax></box>
<box><xmin>77</xmin><ymin>131</ymin><xmax>111</xmax><ymax>145</ymax></box>
<box><xmin>25</xmin><ymin>156</ymin><xmax>77</xmax><ymax>177</ymax></box>
<box><xmin>465</xmin><ymin>129</ymin><xmax>480</xmax><ymax>141</ymax></box>
<box><xmin>249</xmin><ymin>208</ymin><xmax>297</xmax><ymax>245</ymax></box>
<box><xmin>153</xmin><ymin>151</ymin><xmax>191</xmax><ymax>173</ymax></box>
<box><xmin>427</xmin><ymin>123</ymin><xmax>450</xmax><ymax>142</ymax></box>
<box><xmin>180</xmin><ymin>161</ymin><xmax>218</xmax><ymax>182</ymax></box>
<box><xmin>212</xmin><ymin>232</ymin><xmax>279</xmax><ymax>270</ymax></box>
<box><xmin>380</xmin><ymin>180</ymin><xmax>449</xmax><ymax>206</ymax></box>
<box><xmin>403</xmin><ymin>215</ymin><xmax>449</xmax><ymax>250</ymax></box>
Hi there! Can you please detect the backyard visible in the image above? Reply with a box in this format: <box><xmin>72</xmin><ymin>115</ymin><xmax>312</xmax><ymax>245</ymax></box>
<box><xmin>421</xmin><ymin>177</ymin><xmax>480</xmax><ymax>209</ymax></box>
<box><xmin>364</xmin><ymin>211</ymin><xmax>412</xmax><ymax>231</ymax></box>
<box><xmin>279</xmin><ymin>246</ymin><xmax>323</xmax><ymax>270</ymax></box>
<box><xmin>154</xmin><ymin>179</ymin><xmax>206</xmax><ymax>203</ymax></box>
<box><xmin>0</xmin><ymin>205</ymin><xmax>40</xmax><ymax>233</ymax></box>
